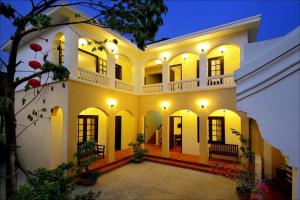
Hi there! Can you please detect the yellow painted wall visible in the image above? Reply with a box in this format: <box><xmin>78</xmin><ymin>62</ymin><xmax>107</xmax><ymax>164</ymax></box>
<box><xmin>209</xmin><ymin>109</ymin><xmax>241</xmax><ymax>146</ymax></box>
<box><xmin>207</xmin><ymin>44</ymin><xmax>240</xmax><ymax>75</ymax></box>
<box><xmin>173</xmin><ymin>117</ymin><xmax>181</xmax><ymax>135</ymax></box>
<box><xmin>116</xmin><ymin>55</ymin><xmax>133</xmax><ymax>83</ymax></box>
<box><xmin>50</xmin><ymin>107</ymin><xmax>63</xmax><ymax>169</ymax></box>
<box><xmin>68</xmin><ymin>80</ymin><xmax>139</xmax><ymax>162</ymax></box>
<box><xmin>79</xmin><ymin>107</ymin><xmax>107</xmax><ymax>150</ymax></box>
<box><xmin>272</xmin><ymin>147</ymin><xmax>286</xmax><ymax>178</ymax></box>
<box><xmin>52</xmin><ymin>33</ymin><xmax>65</xmax><ymax>65</ymax></box>
<box><xmin>144</xmin><ymin>111</ymin><xmax>162</xmax><ymax>142</ymax></box>
<box><xmin>172</xmin><ymin>110</ymin><xmax>198</xmax><ymax>155</ymax></box>
<box><xmin>116</xmin><ymin>110</ymin><xmax>135</xmax><ymax>149</ymax></box>
<box><xmin>169</xmin><ymin>53</ymin><xmax>199</xmax><ymax>80</ymax></box>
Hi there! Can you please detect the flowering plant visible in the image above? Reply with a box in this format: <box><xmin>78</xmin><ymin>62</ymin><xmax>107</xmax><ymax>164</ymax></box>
<box><xmin>250</xmin><ymin>181</ymin><xmax>269</xmax><ymax>200</ymax></box>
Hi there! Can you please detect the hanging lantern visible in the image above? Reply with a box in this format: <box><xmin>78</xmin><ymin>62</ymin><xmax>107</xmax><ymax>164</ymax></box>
<box><xmin>28</xmin><ymin>60</ymin><xmax>41</xmax><ymax>70</ymax></box>
<box><xmin>30</xmin><ymin>43</ymin><xmax>42</xmax><ymax>52</ymax></box>
<box><xmin>28</xmin><ymin>79</ymin><xmax>41</xmax><ymax>88</ymax></box>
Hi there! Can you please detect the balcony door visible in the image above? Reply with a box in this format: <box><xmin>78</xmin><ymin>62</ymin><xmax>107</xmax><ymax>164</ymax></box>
<box><xmin>208</xmin><ymin>56</ymin><xmax>224</xmax><ymax>85</ymax></box>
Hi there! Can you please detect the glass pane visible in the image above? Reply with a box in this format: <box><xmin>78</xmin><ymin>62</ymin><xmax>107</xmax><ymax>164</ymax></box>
<box><xmin>78</xmin><ymin>51</ymin><xmax>97</xmax><ymax>72</ymax></box>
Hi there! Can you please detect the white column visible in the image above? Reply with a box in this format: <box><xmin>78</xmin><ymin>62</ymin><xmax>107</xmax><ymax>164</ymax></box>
<box><xmin>107</xmin><ymin>111</ymin><xmax>116</xmax><ymax>162</ymax></box>
<box><xmin>107</xmin><ymin>52</ymin><xmax>116</xmax><ymax>88</ymax></box>
<box><xmin>199</xmin><ymin>116</ymin><xmax>208</xmax><ymax>163</ymax></box>
<box><xmin>161</xmin><ymin>111</ymin><xmax>169</xmax><ymax>158</ymax></box>
<box><xmin>199</xmin><ymin>53</ymin><xmax>207</xmax><ymax>89</ymax></box>
<box><xmin>64</xmin><ymin>29</ymin><xmax>79</xmax><ymax>80</ymax></box>
<box><xmin>162</xmin><ymin>60</ymin><xmax>168</xmax><ymax>92</ymax></box>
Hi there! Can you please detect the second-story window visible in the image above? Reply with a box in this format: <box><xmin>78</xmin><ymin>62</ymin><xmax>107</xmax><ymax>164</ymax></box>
<box><xmin>57</xmin><ymin>41</ymin><xmax>64</xmax><ymax>65</ymax></box>
<box><xmin>208</xmin><ymin>56</ymin><xmax>224</xmax><ymax>85</ymax></box>
<box><xmin>78</xmin><ymin>48</ymin><xmax>107</xmax><ymax>75</ymax></box>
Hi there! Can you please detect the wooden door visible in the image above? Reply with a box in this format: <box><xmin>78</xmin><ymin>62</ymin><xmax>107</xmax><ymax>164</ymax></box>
<box><xmin>115</xmin><ymin>116</ymin><xmax>122</xmax><ymax>150</ymax></box>
<box><xmin>115</xmin><ymin>64</ymin><xmax>122</xmax><ymax>80</ymax></box>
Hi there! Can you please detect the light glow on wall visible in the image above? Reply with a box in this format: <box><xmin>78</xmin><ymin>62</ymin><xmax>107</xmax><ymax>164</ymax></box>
<box><xmin>78</xmin><ymin>38</ymin><xmax>88</xmax><ymax>46</ymax></box>
<box><xmin>218</xmin><ymin>46</ymin><xmax>226</xmax><ymax>53</ymax></box>
<box><xmin>160</xmin><ymin>101</ymin><xmax>169</xmax><ymax>110</ymax></box>
<box><xmin>198</xmin><ymin>99</ymin><xmax>208</xmax><ymax>108</ymax></box>
<box><xmin>160</xmin><ymin>52</ymin><xmax>171</xmax><ymax>60</ymax></box>
<box><xmin>182</xmin><ymin>53</ymin><xmax>188</xmax><ymax>60</ymax></box>
<box><xmin>107</xmin><ymin>98</ymin><xmax>117</xmax><ymax>108</ymax></box>
<box><xmin>107</xmin><ymin>42</ymin><xmax>117</xmax><ymax>53</ymax></box>
<box><xmin>197</xmin><ymin>42</ymin><xmax>210</xmax><ymax>53</ymax></box>
<box><xmin>115</xmin><ymin>55</ymin><xmax>119</xmax><ymax>60</ymax></box>
<box><xmin>155</xmin><ymin>59</ymin><xmax>162</xmax><ymax>65</ymax></box>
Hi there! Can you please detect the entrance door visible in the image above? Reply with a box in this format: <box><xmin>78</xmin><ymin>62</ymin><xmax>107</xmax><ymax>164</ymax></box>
<box><xmin>77</xmin><ymin>115</ymin><xmax>98</xmax><ymax>145</ymax></box>
<box><xmin>115</xmin><ymin>116</ymin><xmax>122</xmax><ymax>150</ymax></box>
<box><xmin>169</xmin><ymin>116</ymin><xmax>182</xmax><ymax>152</ymax></box>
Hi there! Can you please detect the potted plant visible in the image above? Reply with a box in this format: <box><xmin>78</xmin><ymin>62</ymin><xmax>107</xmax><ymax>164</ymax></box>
<box><xmin>74</xmin><ymin>140</ymin><xmax>101</xmax><ymax>186</ymax></box>
<box><xmin>129</xmin><ymin>133</ymin><xmax>148</xmax><ymax>163</ymax></box>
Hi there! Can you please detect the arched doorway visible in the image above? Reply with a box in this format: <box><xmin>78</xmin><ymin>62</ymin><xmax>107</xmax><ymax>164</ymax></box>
<box><xmin>170</xmin><ymin>109</ymin><xmax>199</xmax><ymax>155</ymax></box>
<box><xmin>115</xmin><ymin>54</ymin><xmax>133</xmax><ymax>83</ymax></box>
<box><xmin>78</xmin><ymin>107</ymin><xmax>107</xmax><ymax>150</ymax></box>
<box><xmin>208</xmin><ymin>109</ymin><xmax>241</xmax><ymax>147</ymax></box>
<box><xmin>115</xmin><ymin>110</ymin><xmax>135</xmax><ymax>151</ymax></box>
<box><xmin>50</xmin><ymin>107</ymin><xmax>63</xmax><ymax>169</ymax></box>
<box><xmin>144</xmin><ymin>111</ymin><xmax>162</xmax><ymax>155</ymax></box>
<box><xmin>144</xmin><ymin>59</ymin><xmax>163</xmax><ymax>85</ymax></box>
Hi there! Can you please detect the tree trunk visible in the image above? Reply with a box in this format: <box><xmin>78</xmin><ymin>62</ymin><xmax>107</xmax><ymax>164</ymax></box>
<box><xmin>4</xmin><ymin>31</ymin><xmax>21</xmax><ymax>199</ymax></box>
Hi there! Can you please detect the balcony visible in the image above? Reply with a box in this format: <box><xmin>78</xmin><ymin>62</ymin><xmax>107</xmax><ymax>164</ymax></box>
<box><xmin>78</xmin><ymin>68</ymin><xmax>135</xmax><ymax>93</ymax></box>
<box><xmin>141</xmin><ymin>74</ymin><xmax>235</xmax><ymax>94</ymax></box>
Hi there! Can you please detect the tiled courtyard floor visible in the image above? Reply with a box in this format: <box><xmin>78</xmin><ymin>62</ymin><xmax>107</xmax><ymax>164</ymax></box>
<box><xmin>75</xmin><ymin>161</ymin><xmax>238</xmax><ymax>200</ymax></box>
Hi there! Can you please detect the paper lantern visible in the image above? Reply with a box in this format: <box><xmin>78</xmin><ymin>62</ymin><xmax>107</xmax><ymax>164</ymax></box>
<box><xmin>28</xmin><ymin>61</ymin><xmax>41</xmax><ymax>70</ymax></box>
<box><xmin>30</xmin><ymin>43</ymin><xmax>42</xmax><ymax>52</ymax></box>
<box><xmin>28</xmin><ymin>79</ymin><xmax>41</xmax><ymax>88</ymax></box>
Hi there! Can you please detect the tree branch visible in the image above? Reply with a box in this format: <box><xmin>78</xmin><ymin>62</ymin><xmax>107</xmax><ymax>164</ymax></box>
<box><xmin>14</xmin><ymin>70</ymin><xmax>48</xmax><ymax>88</ymax></box>
<box><xmin>20</xmin><ymin>14</ymin><xmax>106</xmax><ymax>38</ymax></box>
<box><xmin>0</xmin><ymin>57</ymin><xmax>8</xmax><ymax>67</ymax></box>
<box><xmin>30</xmin><ymin>0</ymin><xmax>36</xmax><ymax>9</ymax></box>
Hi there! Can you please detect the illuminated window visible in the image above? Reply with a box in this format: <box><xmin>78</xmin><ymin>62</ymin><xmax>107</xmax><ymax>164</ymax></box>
<box><xmin>77</xmin><ymin>115</ymin><xmax>98</xmax><ymax>145</ymax></box>
<box><xmin>208</xmin><ymin>116</ymin><xmax>225</xmax><ymax>144</ymax></box>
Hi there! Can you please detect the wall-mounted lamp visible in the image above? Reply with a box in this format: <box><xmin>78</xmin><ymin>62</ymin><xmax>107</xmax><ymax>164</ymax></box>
<box><xmin>160</xmin><ymin>52</ymin><xmax>170</xmax><ymax>60</ymax></box>
<box><xmin>155</xmin><ymin>59</ymin><xmax>162</xmax><ymax>65</ymax></box>
<box><xmin>79</xmin><ymin>38</ymin><xmax>88</xmax><ymax>46</ymax></box>
<box><xmin>198</xmin><ymin>99</ymin><xmax>208</xmax><ymax>109</ymax></box>
<box><xmin>197</xmin><ymin>43</ymin><xmax>209</xmax><ymax>53</ymax></box>
<box><xmin>107</xmin><ymin>98</ymin><xmax>117</xmax><ymax>108</ymax></box>
<box><xmin>182</xmin><ymin>53</ymin><xmax>188</xmax><ymax>60</ymax></box>
<box><xmin>218</xmin><ymin>46</ymin><xmax>226</xmax><ymax>54</ymax></box>
<box><xmin>107</xmin><ymin>42</ymin><xmax>117</xmax><ymax>53</ymax></box>
<box><xmin>160</xmin><ymin>101</ymin><xmax>169</xmax><ymax>110</ymax></box>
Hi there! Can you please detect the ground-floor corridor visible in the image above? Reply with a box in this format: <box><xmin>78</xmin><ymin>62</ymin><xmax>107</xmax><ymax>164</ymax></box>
<box><xmin>75</xmin><ymin>161</ymin><xmax>239</xmax><ymax>200</ymax></box>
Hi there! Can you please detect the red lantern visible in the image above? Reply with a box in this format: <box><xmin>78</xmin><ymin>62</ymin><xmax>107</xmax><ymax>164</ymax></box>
<box><xmin>28</xmin><ymin>61</ymin><xmax>41</xmax><ymax>70</ymax></box>
<box><xmin>28</xmin><ymin>79</ymin><xmax>41</xmax><ymax>88</ymax></box>
<box><xmin>30</xmin><ymin>43</ymin><xmax>42</xmax><ymax>52</ymax></box>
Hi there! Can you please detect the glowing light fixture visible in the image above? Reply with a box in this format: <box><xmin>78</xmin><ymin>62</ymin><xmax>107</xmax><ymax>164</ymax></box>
<box><xmin>107</xmin><ymin>98</ymin><xmax>117</xmax><ymax>108</ymax></box>
<box><xmin>107</xmin><ymin>42</ymin><xmax>117</xmax><ymax>53</ymax></box>
<box><xmin>79</xmin><ymin>38</ymin><xmax>88</xmax><ymax>46</ymax></box>
<box><xmin>160</xmin><ymin>52</ymin><xmax>171</xmax><ymax>60</ymax></box>
<box><xmin>155</xmin><ymin>59</ymin><xmax>162</xmax><ymax>65</ymax></box>
<box><xmin>182</xmin><ymin>53</ymin><xmax>188</xmax><ymax>60</ymax></box>
<box><xmin>197</xmin><ymin>43</ymin><xmax>209</xmax><ymax>53</ymax></box>
<box><xmin>218</xmin><ymin>46</ymin><xmax>226</xmax><ymax>53</ymax></box>
<box><xmin>198</xmin><ymin>99</ymin><xmax>208</xmax><ymax>109</ymax></box>
<box><xmin>160</xmin><ymin>101</ymin><xmax>169</xmax><ymax>110</ymax></box>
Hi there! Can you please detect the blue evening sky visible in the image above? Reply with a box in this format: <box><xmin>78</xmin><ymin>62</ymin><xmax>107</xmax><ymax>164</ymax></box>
<box><xmin>0</xmin><ymin>0</ymin><xmax>299</xmax><ymax>62</ymax></box>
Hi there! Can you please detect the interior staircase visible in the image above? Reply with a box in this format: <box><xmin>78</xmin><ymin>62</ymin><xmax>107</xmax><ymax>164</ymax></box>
<box><xmin>146</xmin><ymin>124</ymin><xmax>162</xmax><ymax>144</ymax></box>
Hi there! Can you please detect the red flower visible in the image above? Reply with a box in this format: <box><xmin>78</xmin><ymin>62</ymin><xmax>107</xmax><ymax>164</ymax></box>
<box><xmin>28</xmin><ymin>61</ymin><xmax>41</xmax><ymax>70</ymax></box>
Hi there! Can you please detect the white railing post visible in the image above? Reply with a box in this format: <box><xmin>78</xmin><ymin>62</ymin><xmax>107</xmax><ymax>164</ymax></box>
<box><xmin>199</xmin><ymin>53</ymin><xmax>207</xmax><ymax>89</ymax></box>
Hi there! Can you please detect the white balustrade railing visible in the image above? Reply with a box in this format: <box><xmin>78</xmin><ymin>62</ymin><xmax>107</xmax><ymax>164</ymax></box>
<box><xmin>78</xmin><ymin>68</ymin><xmax>110</xmax><ymax>87</ymax></box>
<box><xmin>167</xmin><ymin>79</ymin><xmax>199</xmax><ymax>92</ymax></box>
<box><xmin>142</xmin><ymin>83</ymin><xmax>164</xmax><ymax>94</ymax></box>
<box><xmin>206</xmin><ymin>74</ymin><xmax>235</xmax><ymax>87</ymax></box>
<box><xmin>115</xmin><ymin>79</ymin><xmax>135</xmax><ymax>92</ymax></box>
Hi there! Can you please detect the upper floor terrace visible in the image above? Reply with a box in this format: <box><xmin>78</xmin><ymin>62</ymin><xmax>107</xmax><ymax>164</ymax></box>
<box><xmin>2</xmin><ymin>6</ymin><xmax>260</xmax><ymax>95</ymax></box>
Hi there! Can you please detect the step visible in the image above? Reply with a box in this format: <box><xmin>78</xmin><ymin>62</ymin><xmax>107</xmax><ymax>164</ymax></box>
<box><xmin>145</xmin><ymin>155</ymin><xmax>215</xmax><ymax>174</ymax></box>
<box><xmin>94</xmin><ymin>156</ymin><xmax>132</xmax><ymax>174</ymax></box>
